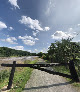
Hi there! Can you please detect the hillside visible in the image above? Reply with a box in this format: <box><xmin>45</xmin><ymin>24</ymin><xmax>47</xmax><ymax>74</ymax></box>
<box><xmin>0</xmin><ymin>47</ymin><xmax>36</xmax><ymax>57</ymax></box>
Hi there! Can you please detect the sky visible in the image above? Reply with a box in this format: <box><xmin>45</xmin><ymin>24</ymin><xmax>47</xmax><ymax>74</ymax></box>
<box><xmin>0</xmin><ymin>0</ymin><xmax>80</xmax><ymax>53</ymax></box>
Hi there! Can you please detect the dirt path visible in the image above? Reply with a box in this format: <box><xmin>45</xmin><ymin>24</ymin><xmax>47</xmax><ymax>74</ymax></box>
<box><xmin>23</xmin><ymin>59</ymin><xmax>78</xmax><ymax>92</ymax></box>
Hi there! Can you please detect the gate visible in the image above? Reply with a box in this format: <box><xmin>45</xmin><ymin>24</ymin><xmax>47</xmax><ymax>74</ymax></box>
<box><xmin>1</xmin><ymin>59</ymin><xmax>79</xmax><ymax>89</ymax></box>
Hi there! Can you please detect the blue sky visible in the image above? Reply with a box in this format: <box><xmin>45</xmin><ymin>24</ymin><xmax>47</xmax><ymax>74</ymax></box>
<box><xmin>0</xmin><ymin>0</ymin><xmax>80</xmax><ymax>53</ymax></box>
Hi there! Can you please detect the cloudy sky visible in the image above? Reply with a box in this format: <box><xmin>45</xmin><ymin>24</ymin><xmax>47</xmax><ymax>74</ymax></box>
<box><xmin>0</xmin><ymin>0</ymin><xmax>80</xmax><ymax>53</ymax></box>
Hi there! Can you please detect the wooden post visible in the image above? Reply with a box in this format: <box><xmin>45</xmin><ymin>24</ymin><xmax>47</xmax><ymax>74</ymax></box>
<box><xmin>69</xmin><ymin>60</ymin><xmax>79</xmax><ymax>82</ymax></box>
<box><xmin>7</xmin><ymin>61</ymin><xmax>16</xmax><ymax>89</ymax></box>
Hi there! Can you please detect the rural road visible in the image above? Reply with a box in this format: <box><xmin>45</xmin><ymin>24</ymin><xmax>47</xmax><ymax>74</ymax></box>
<box><xmin>0</xmin><ymin>56</ymin><xmax>79</xmax><ymax>92</ymax></box>
<box><xmin>23</xmin><ymin>58</ymin><xmax>79</xmax><ymax>92</ymax></box>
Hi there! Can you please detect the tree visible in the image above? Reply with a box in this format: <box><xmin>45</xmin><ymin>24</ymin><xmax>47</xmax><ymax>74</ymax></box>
<box><xmin>48</xmin><ymin>38</ymin><xmax>80</xmax><ymax>63</ymax></box>
<box><xmin>37</xmin><ymin>52</ymin><xmax>43</xmax><ymax>58</ymax></box>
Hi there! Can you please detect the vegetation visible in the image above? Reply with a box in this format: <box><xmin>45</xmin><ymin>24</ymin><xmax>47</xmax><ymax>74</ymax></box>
<box><xmin>47</xmin><ymin>38</ymin><xmax>80</xmax><ymax>63</ymax></box>
<box><xmin>38</xmin><ymin>38</ymin><xmax>80</xmax><ymax>89</ymax></box>
<box><xmin>9</xmin><ymin>60</ymin><xmax>37</xmax><ymax>92</ymax></box>
<box><xmin>37</xmin><ymin>38</ymin><xmax>80</xmax><ymax>87</ymax></box>
<box><xmin>0</xmin><ymin>70</ymin><xmax>10</xmax><ymax>82</ymax></box>
<box><xmin>37</xmin><ymin>38</ymin><xmax>80</xmax><ymax>64</ymax></box>
<box><xmin>0</xmin><ymin>70</ymin><xmax>10</xmax><ymax>89</ymax></box>
<box><xmin>0</xmin><ymin>60</ymin><xmax>37</xmax><ymax>91</ymax></box>
<box><xmin>0</xmin><ymin>47</ymin><xmax>37</xmax><ymax>57</ymax></box>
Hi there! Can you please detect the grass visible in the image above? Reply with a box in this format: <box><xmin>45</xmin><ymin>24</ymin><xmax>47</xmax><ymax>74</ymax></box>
<box><xmin>52</xmin><ymin>63</ymin><xmax>80</xmax><ymax>88</ymax></box>
<box><xmin>0</xmin><ymin>59</ymin><xmax>37</xmax><ymax>92</ymax></box>
<box><xmin>0</xmin><ymin>70</ymin><xmax>10</xmax><ymax>89</ymax></box>
<box><xmin>9</xmin><ymin>60</ymin><xmax>37</xmax><ymax>92</ymax></box>
<box><xmin>45</xmin><ymin>60</ymin><xmax>80</xmax><ymax>88</ymax></box>
<box><xmin>53</xmin><ymin>65</ymin><xmax>70</xmax><ymax>75</ymax></box>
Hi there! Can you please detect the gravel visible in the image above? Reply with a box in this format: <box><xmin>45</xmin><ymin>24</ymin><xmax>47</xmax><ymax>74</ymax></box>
<box><xmin>23</xmin><ymin>59</ymin><xmax>78</xmax><ymax>92</ymax></box>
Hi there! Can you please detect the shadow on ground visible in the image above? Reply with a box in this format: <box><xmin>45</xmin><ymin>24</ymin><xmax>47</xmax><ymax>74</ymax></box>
<box><xmin>23</xmin><ymin>81</ymin><xmax>73</xmax><ymax>90</ymax></box>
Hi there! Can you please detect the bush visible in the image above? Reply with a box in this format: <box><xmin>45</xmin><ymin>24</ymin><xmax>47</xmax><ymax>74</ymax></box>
<box><xmin>0</xmin><ymin>70</ymin><xmax>10</xmax><ymax>82</ymax></box>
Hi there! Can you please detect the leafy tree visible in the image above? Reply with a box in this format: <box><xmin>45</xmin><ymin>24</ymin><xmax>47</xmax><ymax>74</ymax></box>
<box><xmin>37</xmin><ymin>52</ymin><xmax>43</xmax><ymax>58</ymax></box>
<box><xmin>48</xmin><ymin>38</ymin><xmax>80</xmax><ymax>63</ymax></box>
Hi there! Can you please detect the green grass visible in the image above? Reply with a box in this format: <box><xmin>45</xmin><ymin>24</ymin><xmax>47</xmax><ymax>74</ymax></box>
<box><xmin>52</xmin><ymin>64</ymin><xmax>80</xmax><ymax>88</ymax></box>
<box><xmin>0</xmin><ymin>70</ymin><xmax>10</xmax><ymax>89</ymax></box>
<box><xmin>9</xmin><ymin>60</ymin><xmax>37</xmax><ymax>92</ymax></box>
<box><xmin>0</xmin><ymin>60</ymin><xmax>37</xmax><ymax>92</ymax></box>
<box><xmin>54</xmin><ymin>66</ymin><xmax>80</xmax><ymax>88</ymax></box>
<box><xmin>53</xmin><ymin>65</ymin><xmax>70</xmax><ymax>75</ymax></box>
<box><xmin>45</xmin><ymin>60</ymin><xmax>80</xmax><ymax>88</ymax></box>
<box><xmin>0</xmin><ymin>70</ymin><xmax>10</xmax><ymax>82</ymax></box>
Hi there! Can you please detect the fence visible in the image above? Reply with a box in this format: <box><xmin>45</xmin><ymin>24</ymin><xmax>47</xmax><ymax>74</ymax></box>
<box><xmin>1</xmin><ymin>59</ymin><xmax>79</xmax><ymax>89</ymax></box>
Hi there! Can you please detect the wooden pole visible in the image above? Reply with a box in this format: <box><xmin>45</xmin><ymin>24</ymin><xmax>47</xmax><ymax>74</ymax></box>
<box><xmin>7</xmin><ymin>61</ymin><xmax>16</xmax><ymax>89</ymax></box>
<box><xmin>69</xmin><ymin>60</ymin><xmax>79</xmax><ymax>82</ymax></box>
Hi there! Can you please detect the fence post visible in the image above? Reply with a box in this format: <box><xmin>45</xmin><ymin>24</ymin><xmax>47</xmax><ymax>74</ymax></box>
<box><xmin>69</xmin><ymin>60</ymin><xmax>79</xmax><ymax>82</ymax></box>
<box><xmin>7</xmin><ymin>61</ymin><xmax>16</xmax><ymax>90</ymax></box>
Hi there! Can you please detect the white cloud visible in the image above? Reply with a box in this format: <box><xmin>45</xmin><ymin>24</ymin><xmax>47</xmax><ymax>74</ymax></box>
<box><xmin>9</xmin><ymin>27</ymin><xmax>14</xmax><ymax>30</ymax></box>
<box><xmin>32</xmin><ymin>30</ymin><xmax>39</xmax><ymax>36</ymax></box>
<box><xmin>35</xmin><ymin>49</ymin><xmax>38</xmax><ymax>52</ymax></box>
<box><xmin>32</xmin><ymin>49</ymin><xmax>38</xmax><ymax>53</ymax></box>
<box><xmin>51</xmin><ymin>31</ymin><xmax>76</xmax><ymax>39</ymax></box>
<box><xmin>23</xmin><ymin>40</ymin><xmax>35</xmax><ymax>46</ymax></box>
<box><xmin>78</xmin><ymin>24</ymin><xmax>80</xmax><ymax>26</ymax></box>
<box><xmin>8</xmin><ymin>0</ymin><xmax>20</xmax><ymax>9</ymax></box>
<box><xmin>28</xmin><ymin>50</ymin><xmax>31</xmax><ymax>52</ymax></box>
<box><xmin>68</xmin><ymin>28</ymin><xmax>73</xmax><ymax>33</ymax></box>
<box><xmin>10</xmin><ymin>46</ymin><xmax>24</xmax><ymax>50</ymax></box>
<box><xmin>19</xmin><ymin>16</ymin><xmax>43</xmax><ymax>31</ymax></box>
<box><xmin>41</xmin><ymin>48</ymin><xmax>48</xmax><ymax>53</ymax></box>
<box><xmin>19</xmin><ymin>16</ymin><xmax>50</xmax><ymax>32</ymax></box>
<box><xmin>0</xmin><ymin>37</ymin><xmax>18</xmax><ymax>44</ymax></box>
<box><xmin>18</xmin><ymin>35</ymin><xmax>39</xmax><ymax>46</ymax></box>
<box><xmin>0</xmin><ymin>21</ymin><xmax>7</xmax><ymax>30</ymax></box>
<box><xmin>44</xmin><ymin>27</ymin><xmax>50</xmax><ymax>31</ymax></box>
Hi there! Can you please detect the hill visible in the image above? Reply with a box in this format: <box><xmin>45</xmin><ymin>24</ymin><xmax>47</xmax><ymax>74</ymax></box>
<box><xmin>0</xmin><ymin>47</ymin><xmax>36</xmax><ymax>57</ymax></box>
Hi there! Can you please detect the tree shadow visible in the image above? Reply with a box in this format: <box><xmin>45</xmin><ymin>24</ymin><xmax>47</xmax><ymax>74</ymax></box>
<box><xmin>23</xmin><ymin>81</ymin><xmax>73</xmax><ymax>90</ymax></box>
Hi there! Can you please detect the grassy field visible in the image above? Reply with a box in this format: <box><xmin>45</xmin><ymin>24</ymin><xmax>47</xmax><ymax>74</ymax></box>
<box><xmin>0</xmin><ymin>59</ymin><xmax>38</xmax><ymax>92</ymax></box>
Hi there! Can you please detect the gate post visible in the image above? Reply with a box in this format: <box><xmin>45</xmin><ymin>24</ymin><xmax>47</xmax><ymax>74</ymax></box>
<box><xmin>7</xmin><ymin>61</ymin><xmax>16</xmax><ymax>89</ymax></box>
<box><xmin>69</xmin><ymin>60</ymin><xmax>79</xmax><ymax>82</ymax></box>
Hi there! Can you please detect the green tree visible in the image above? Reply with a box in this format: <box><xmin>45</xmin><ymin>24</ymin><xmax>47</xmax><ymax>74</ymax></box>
<box><xmin>48</xmin><ymin>38</ymin><xmax>80</xmax><ymax>63</ymax></box>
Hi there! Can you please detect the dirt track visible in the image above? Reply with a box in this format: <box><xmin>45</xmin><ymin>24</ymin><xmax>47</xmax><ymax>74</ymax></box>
<box><xmin>23</xmin><ymin>59</ymin><xmax>79</xmax><ymax>92</ymax></box>
<box><xmin>0</xmin><ymin>57</ymin><xmax>80</xmax><ymax>92</ymax></box>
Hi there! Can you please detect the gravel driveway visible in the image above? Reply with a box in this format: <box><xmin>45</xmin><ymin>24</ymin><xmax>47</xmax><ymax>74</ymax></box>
<box><xmin>23</xmin><ymin>59</ymin><xmax>79</xmax><ymax>92</ymax></box>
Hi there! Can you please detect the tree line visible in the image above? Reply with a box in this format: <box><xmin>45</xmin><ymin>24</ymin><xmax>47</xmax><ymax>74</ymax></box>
<box><xmin>0</xmin><ymin>47</ymin><xmax>37</xmax><ymax>57</ymax></box>
<box><xmin>1</xmin><ymin>38</ymin><xmax>80</xmax><ymax>64</ymax></box>
<box><xmin>37</xmin><ymin>38</ymin><xmax>80</xmax><ymax>63</ymax></box>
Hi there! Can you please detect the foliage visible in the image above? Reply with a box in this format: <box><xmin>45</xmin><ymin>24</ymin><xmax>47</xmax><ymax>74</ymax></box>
<box><xmin>0</xmin><ymin>70</ymin><xmax>10</xmax><ymax>89</ymax></box>
<box><xmin>0</xmin><ymin>70</ymin><xmax>10</xmax><ymax>82</ymax></box>
<box><xmin>42</xmin><ymin>53</ymin><xmax>49</xmax><ymax>60</ymax></box>
<box><xmin>0</xmin><ymin>60</ymin><xmax>37</xmax><ymax>91</ymax></box>
<box><xmin>9</xmin><ymin>60</ymin><xmax>37</xmax><ymax>92</ymax></box>
<box><xmin>47</xmin><ymin>38</ymin><xmax>80</xmax><ymax>63</ymax></box>
<box><xmin>0</xmin><ymin>47</ymin><xmax>36</xmax><ymax>57</ymax></box>
<box><xmin>37</xmin><ymin>52</ymin><xmax>43</xmax><ymax>58</ymax></box>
